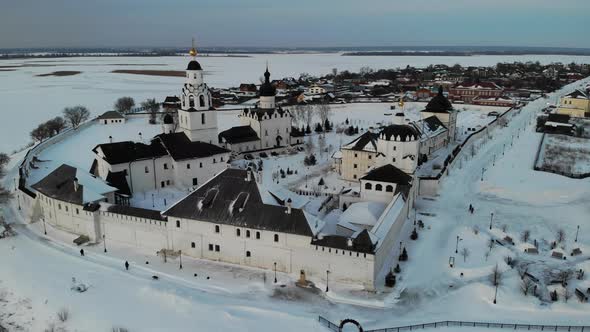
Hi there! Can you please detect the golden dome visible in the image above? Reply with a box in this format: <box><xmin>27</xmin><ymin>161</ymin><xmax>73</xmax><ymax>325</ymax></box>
<box><xmin>189</xmin><ymin>47</ymin><xmax>197</xmax><ymax>57</ymax></box>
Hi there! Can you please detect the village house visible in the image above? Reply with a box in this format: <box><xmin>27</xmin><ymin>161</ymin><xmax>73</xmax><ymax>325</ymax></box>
<box><xmin>97</xmin><ymin>111</ymin><xmax>126</xmax><ymax>125</ymax></box>
<box><xmin>556</xmin><ymin>89</ymin><xmax>590</xmax><ymax>118</ymax></box>
<box><xmin>449</xmin><ymin>81</ymin><xmax>504</xmax><ymax>103</ymax></box>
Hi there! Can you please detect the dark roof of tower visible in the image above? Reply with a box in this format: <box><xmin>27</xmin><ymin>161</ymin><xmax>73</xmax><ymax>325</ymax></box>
<box><xmin>218</xmin><ymin>125</ymin><xmax>260</xmax><ymax>144</ymax></box>
<box><xmin>163</xmin><ymin>113</ymin><xmax>174</xmax><ymax>124</ymax></box>
<box><xmin>423</xmin><ymin>86</ymin><xmax>453</xmax><ymax>113</ymax></box>
<box><xmin>361</xmin><ymin>164</ymin><xmax>412</xmax><ymax>185</ymax></box>
<box><xmin>93</xmin><ymin>141</ymin><xmax>168</xmax><ymax>164</ymax></box>
<box><xmin>344</xmin><ymin>131</ymin><xmax>379</xmax><ymax>151</ymax></box>
<box><xmin>380</xmin><ymin>124</ymin><xmax>420</xmax><ymax>141</ymax></box>
<box><xmin>259</xmin><ymin>67</ymin><xmax>276</xmax><ymax>97</ymax></box>
<box><xmin>187</xmin><ymin>60</ymin><xmax>202</xmax><ymax>71</ymax></box>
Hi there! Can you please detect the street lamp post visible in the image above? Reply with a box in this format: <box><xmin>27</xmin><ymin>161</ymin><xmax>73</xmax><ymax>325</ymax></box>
<box><xmin>152</xmin><ymin>193</ymin><xmax>155</xmax><ymax>208</ymax></box>
<box><xmin>326</xmin><ymin>270</ymin><xmax>330</xmax><ymax>292</ymax></box>
<box><xmin>103</xmin><ymin>234</ymin><xmax>107</xmax><ymax>253</ymax></box>
<box><xmin>575</xmin><ymin>225</ymin><xmax>580</xmax><ymax>242</ymax></box>
<box><xmin>481</xmin><ymin>168</ymin><xmax>485</xmax><ymax>181</ymax></box>
<box><xmin>274</xmin><ymin>262</ymin><xmax>277</xmax><ymax>283</ymax></box>
<box><xmin>42</xmin><ymin>218</ymin><xmax>47</xmax><ymax>235</ymax></box>
<box><xmin>493</xmin><ymin>283</ymin><xmax>498</xmax><ymax>304</ymax></box>
<box><xmin>455</xmin><ymin>236</ymin><xmax>461</xmax><ymax>254</ymax></box>
<box><xmin>17</xmin><ymin>194</ymin><xmax>21</xmax><ymax>211</ymax></box>
<box><xmin>179</xmin><ymin>250</ymin><xmax>183</xmax><ymax>269</ymax></box>
<box><xmin>489</xmin><ymin>212</ymin><xmax>494</xmax><ymax>230</ymax></box>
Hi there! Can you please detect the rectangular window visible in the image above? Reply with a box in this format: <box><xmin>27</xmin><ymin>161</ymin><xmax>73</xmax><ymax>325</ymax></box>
<box><xmin>161</xmin><ymin>181</ymin><xmax>165</xmax><ymax>188</ymax></box>
<box><xmin>163</xmin><ymin>163</ymin><xmax>168</xmax><ymax>170</ymax></box>
<box><xmin>191</xmin><ymin>242</ymin><xmax>196</xmax><ymax>248</ymax></box>
<box><xmin>166</xmin><ymin>180</ymin><xmax>170</xmax><ymax>185</ymax></box>
<box><xmin>208</xmin><ymin>244</ymin><xmax>213</xmax><ymax>251</ymax></box>
<box><xmin>200</xmin><ymin>162</ymin><xmax>203</xmax><ymax>168</ymax></box>
<box><xmin>192</xmin><ymin>178</ymin><xmax>198</xmax><ymax>185</ymax></box>
<box><xmin>187</xmin><ymin>163</ymin><xmax>191</xmax><ymax>169</ymax></box>
<box><xmin>353</xmin><ymin>164</ymin><xmax>357</xmax><ymax>169</ymax></box>
<box><xmin>215</xmin><ymin>245</ymin><xmax>220</xmax><ymax>252</ymax></box>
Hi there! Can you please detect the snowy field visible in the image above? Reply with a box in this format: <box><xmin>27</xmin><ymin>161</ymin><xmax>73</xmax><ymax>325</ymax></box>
<box><xmin>536</xmin><ymin>134</ymin><xmax>590</xmax><ymax>176</ymax></box>
<box><xmin>2</xmin><ymin>65</ymin><xmax>590</xmax><ymax>331</ymax></box>
<box><xmin>2</xmin><ymin>52</ymin><xmax>590</xmax><ymax>153</ymax></box>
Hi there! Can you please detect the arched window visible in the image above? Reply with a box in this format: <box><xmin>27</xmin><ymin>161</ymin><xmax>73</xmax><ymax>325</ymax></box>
<box><xmin>365</xmin><ymin>183</ymin><xmax>372</xmax><ymax>190</ymax></box>
<box><xmin>256</xmin><ymin>231</ymin><xmax>261</xmax><ymax>239</ymax></box>
<box><xmin>191</xmin><ymin>242</ymin><xmax>196</xmax><ymax>248</ymax></box>
<box><xmin>199</xmin><ymin>95</ymin><xmax>205</xmax><ymax>107</ymax></box>
<box><xmin>386</xmin><ymin>185</ymin><xmax>394</xmax><ymax>192</ymax></box>
<box><xmin>246</xmin><ymin>230</ymin><xmax>251</xmax><ymax>238</ymax></box>
<box><xmin>189</xmin><ymin>95</ymin><xmax>195</xmax><ymax>108</ymax></box>
<box><xmin>274</xmin><ymin>234</ymin><xmax>279</xmax><ymax>242</ymax></box>
<box><xmin>246</xmin><ymin>251</ymin><xmax>251</xmax><ymax>257</ymax></box>
<box><xmin>392</xmin><ymin>158</ymin><xmax>396</xmax><ymax>163</ymax></box>
<box><xmin>201</xmin><ymin>113</ymin><xmax>205</xmax><ymax>125</ymax></box>
<box><xmin>176</xmin><ymin>220</ymin><xmax>180</xmax><ymax>228</ymax></box>
<box><xmin>236</xmin><ymin>229</ymin><xmax>241</xmax><ymax>237</ymax></box>
<box><xmin>375</xmin><ymin>184</ymin><xmax>383</xmax><ymax>191</ymax></box>
<box><xmin>215</xmin><ymin>225</ymin><xmax>220</xmax><ymax>233</ymax></box>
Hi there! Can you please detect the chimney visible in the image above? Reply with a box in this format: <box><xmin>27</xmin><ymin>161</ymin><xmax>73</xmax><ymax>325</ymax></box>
<box><xmin>245</xmin><ymin>167</ymin><xmax>252</xmax><ymax>182</ymax></box>
<box><xmin>73</xmin><ymin>177</ymin><xmax>79</xmax><ymax>192</ymax></box>
<box><xmin>109</xmin><ymin>135</ymin><xmax>113</xmax><ymax>143</ymax></box>
<box><xmin>286</xmin><ymin>198</ymin><xmax>292</xmax><ymax>214</ymax></box>
<box><xmin>347</xmin><ymin>238</ymin><xmax>353</xmax><ymax>247</ymax></box>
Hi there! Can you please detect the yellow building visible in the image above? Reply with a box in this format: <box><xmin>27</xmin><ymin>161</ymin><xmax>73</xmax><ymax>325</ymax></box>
<box><xmin>556</xmin><ymin>89</ymin><xmax>590</xmax><ymax>118</ymax></box>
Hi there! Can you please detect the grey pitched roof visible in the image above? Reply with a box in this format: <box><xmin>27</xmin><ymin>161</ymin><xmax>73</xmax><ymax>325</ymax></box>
<box><xmin>218</xmin><ymin>125</ymin><xmax>260</xmax><ymax>144</ymax></box>
<box><xmin>344</xmin><ymin>131</ymin><xmax>379</xmax><ymax>151</ymax></box>
<box><xmin>163</xmin><ymin>169</ymin><xmax>313</xmax><ymax>237</ymax></box>
<box><xmin>93</xmin><ymin>140</ymin><xmax>168</xmax><ymax>165</ymax></box>
<box><xmin>31</xmin><ymin>164</ymin><xmax>82</xmax><ymax>204</ymax></box>
<box><xmin>311</xmin><ymin>229</ymin><xmax>376</xmax><ymax>254</ymax></box>
<box><xmin>97</xmin><ymin>111</ymin><xmax>125</xmax><ymax>120</ymax></box>
<box><xmin>106</xmin><ymin>205</ymin><xmax>167</xmax><ymax>221</ymax></box>
<box><xmin>361</xmin><ymin>164</ymin><xmax>412</xmax><ymax>185</ymax></box>
<box><xmin>155</xmin><ymin>133</ymin><xmax>229</xmax><ymax>161</ymax></box>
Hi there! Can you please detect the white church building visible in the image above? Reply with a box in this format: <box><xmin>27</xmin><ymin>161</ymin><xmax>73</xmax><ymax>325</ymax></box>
<box><xmin>218</xmin><ymin>67</ymin><xmax>294</xmax><ymax>154</ymax></box>
<box><xmin>90</xmin><ymin>47</ymin><xmax>230</xmax><ymax>200</ymax></box>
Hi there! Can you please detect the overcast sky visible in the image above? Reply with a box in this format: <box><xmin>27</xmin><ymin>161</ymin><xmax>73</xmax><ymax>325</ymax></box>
<box><xmin>2</xmin><ymin>0</ymin><xmax>589</xmax><ymax>49</ymax></box>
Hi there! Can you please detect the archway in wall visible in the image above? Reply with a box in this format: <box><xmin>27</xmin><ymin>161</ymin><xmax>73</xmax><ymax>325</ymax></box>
<box><xmin>339</xmin><ymin>319</ymin><xmax>363</xmax><ymax>332</ymax></box>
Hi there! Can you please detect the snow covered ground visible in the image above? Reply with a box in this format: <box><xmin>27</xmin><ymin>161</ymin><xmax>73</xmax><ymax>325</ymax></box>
<box><xmin>2</xmin><ymin>53</ymin><xmax>590</xmax><ymax>153</ymax></box>
<box><xmin>536</xmin><ymin>134</ymin><xmax>590</xmax><ymax>175</ymax></box>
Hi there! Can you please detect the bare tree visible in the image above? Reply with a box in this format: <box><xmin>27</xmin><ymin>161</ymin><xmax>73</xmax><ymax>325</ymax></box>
<box><xmin>0</xmin><ymin>153</ymin><xmax>12</xmax><ymax>204</ymax></box>
<box><xmin>114</xmin><ymin>96</ymin><xmax>135</xmax><ymax>114</ymax></box>
<box><xmin>556</xmin><ymin>269</ymin><xmax>574</xmax><ymax>286</ymax></box>
<box><xmin>520</xmin><ymin>278</ymin><xmax>535</xmax><ymax>296</ymax></box>
<box><xmin>291</xmin><ymin>104</ymin><xmax>306</xmax><ymax>127</ymax></box>
<box><xmin>489</xmin><ymin>264</ymin><xmax>503</xmax><ymax>286</ymax></box>
<box><xmin>563</xmin><ymin>287</ymin><xmax>572</xmax><ymax>303</ymax></box>
<box><xmin>30</xmin><ymin>123</ymin><xmax>52</xmax><ymax>142</ymax></box>
<box><xmin>521</xmin><ymin>230</ymin><xmax>531</xmax><ymax>243</ymax></box>
<box><xmin>461</xmin><ymin>247</ymin><xmax>470</xmax><ymax>262</ymax></box>
<box><xmin>45</xmin><ymin>116</ymin><xmax>67</xmax><ymax>135</ymax></box>
<box><xmin>302</xmin><ymin>105</ymin><xmax>315</xmax><ymax>130</ymax></box>
<box><xmin>316</xmin><ymin>103</ymin><xmax>332</xmax><ymax>137</ymax></box>
<box><xmin>63</xmin><ymin>105</ymin><xmax>90</xmax><ymax>128</ymax></box>
<box><xmin>556</xmin><ymin>229</ymin><xmax>566</xmax><ymax>243</ymax></box>
<box><xmin>141</xmin><ymin>98</ymin><xmax>160</xmax><ymax>124</ymax></box>
<box><xmin>501</xmin><ymin>224</ymin><xmax>508</xmax><ymax>233</ymax></box>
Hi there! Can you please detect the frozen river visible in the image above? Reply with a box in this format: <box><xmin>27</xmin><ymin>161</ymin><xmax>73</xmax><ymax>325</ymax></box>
<box><xmin>1</xmin><ymin>52</ymin><xmax>590</xmax><ymax>153</ymax></box>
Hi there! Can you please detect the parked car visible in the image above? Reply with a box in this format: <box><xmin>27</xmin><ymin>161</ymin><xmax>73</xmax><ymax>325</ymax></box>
<box><xmin>244</xmin><ymin>153</ymin><xmax>254</xmax><ymax>160</ymax></box>
<box><xmin>488</xmin><ymin>111</ymin><xmax>500</xmax><ymax>117</ymax></box>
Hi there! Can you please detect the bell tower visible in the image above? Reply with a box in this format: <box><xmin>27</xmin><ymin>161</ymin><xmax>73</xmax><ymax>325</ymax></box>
<box><xmin>178</xmin><ymin>39</ymin><xmax>218</xmax><ymax>144</ymax></box>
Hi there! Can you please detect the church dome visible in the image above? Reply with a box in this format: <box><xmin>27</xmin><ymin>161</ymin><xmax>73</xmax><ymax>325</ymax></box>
<box><xmin>380</xmin><ymin>124</ymin><xmax>419</xmax><ymax>141</ymax></box>
<box><xmin>425</xmin><ymin>86</ymin><xmax>453</xmax><ymax>113</ymax></box>
<box><xmin>163</xmin><ymin>113</ymin><xmax>174</xmax><ymax>124</ymax></box>
<box><xmin>187</xmin><ymin>60</ymin><xmax>202</xmax><ymax>71</ymax></box>
<box><xmin>259</xmin><ymin>67</ymin><xmax>276</xmax><ymax>97</ymax></box>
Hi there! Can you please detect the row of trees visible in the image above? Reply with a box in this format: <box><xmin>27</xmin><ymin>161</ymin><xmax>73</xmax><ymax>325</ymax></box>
<box><xmin>30</xmin><ymin>106</ymin><xmax>90</xmax><ymax>142</ymax></box>
<box><xmin>0</xmin><ymin>153</ymin><xmax>11</xmax><ymax>204</ymax></box>
<box><xmin>291</xmin><ymin>103</ymin><xmax>332</xmax><ymax>136</ymax></box>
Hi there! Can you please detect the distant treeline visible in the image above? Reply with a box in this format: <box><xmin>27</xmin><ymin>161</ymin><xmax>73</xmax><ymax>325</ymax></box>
<box><xmin>344</xmin><ymin>50</ymin><xmax>590</xmax><ymax>56</ymax></box>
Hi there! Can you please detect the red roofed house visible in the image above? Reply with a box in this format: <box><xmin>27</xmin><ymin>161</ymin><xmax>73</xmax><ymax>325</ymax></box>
<box><xmin>450</xmin><ymin>82</ymin><xmax>504</xmax><ymax>103</ymax></box>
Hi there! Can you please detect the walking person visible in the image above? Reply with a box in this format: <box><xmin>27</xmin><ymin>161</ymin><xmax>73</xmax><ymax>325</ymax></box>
<box><xmin>125</xmin><ymin>261</ymin><xmax>129</xmax><ymax>271</ymax></box>
<box><xmin>80</xmin><ymin>249</ymin><xmax>84</xmax><ymax>256</ymax></box>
